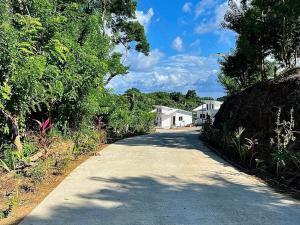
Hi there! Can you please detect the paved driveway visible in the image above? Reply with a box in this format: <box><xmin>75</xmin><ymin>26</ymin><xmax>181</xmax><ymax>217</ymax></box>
<box><xmin>20</xmin><ymin>129</ymin><xmax>300</xmax><ymax>225</ymax></box>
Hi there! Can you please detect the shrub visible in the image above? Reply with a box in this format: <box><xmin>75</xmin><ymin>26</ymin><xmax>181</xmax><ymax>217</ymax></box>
<box><xmin>270</xmin><ymin>108</ymin><xmax>300</xmax><ymax>175</ymax></box>
<box><xmin>28</xmin><ymin>160</ymin><xmax>51</xmax><ymax>183</ymax></box>
<box><xmin>72</xmin><ymin>129</ymin><xmax>99</xmax><ymax>157</ymax></box>
<box><xmin>0</xmin><ymin>145</ymin><xmax>26</xmax><ymax>172</ymax></box>
<box><xmin>53</xmin><ymin>154</ymin><xmax>72</xmax><ymax>175</ymax></box>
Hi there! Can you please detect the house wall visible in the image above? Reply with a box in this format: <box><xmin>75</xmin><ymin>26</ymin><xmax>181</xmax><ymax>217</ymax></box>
<box><xmin>174</xmin><ymin>112</ymin><xmax>192</xmax><ymax>127</ymax></box>
<box><xmin>154</xmin><ymin>106</ymin><xmax>192</xmax><ymax>129</ymax></box>
<box><xmin>156</xmin><ymin>112</ymin><xmax>192</xmax><ymax>128</ymax></box>
<box><xmin>195</xmin><ymin>109</ymin><xmax>221</xmax><ymax>125</ymax></box>
<box><xmin>161</xmin><ymin>114</ymin><xmax>172</xmax><ymax>128</ymax></box>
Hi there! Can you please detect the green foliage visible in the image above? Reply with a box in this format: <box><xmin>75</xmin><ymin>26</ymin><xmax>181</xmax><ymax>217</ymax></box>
<box><xmin>0</xmin><ymin>0</ymin><xmax>150</xmax><ymax>151</ymax></box>
<box><xmin>72</xmin><ymin>129</ymin><xmax>99</xmax><ymax>157</ymax></box>
<box><xmin>28</xmin><ymin>159</ymin><xmax>51</xmax><ymax>183</ymax></box>
<box><xmin>109</xmin><ymin>108</ymin><xmax>132</xmax><ymax>135</ymax></box>
<box><xmin>231</xmin><ymin>127</ymin><xmax>252</xmax><ymax>162</ymax></box>
<box><xmin>270</xmin><ymin>108</ymin><xmax>300</xmax><ymax>175</ymax></box>
<box><xmin>220</xmin><ymin>0</ymin><xmax>300</xmax><ymax>94</ymax></box>
<box><xmin>0</xmin><ymin>144</ymin><xmax>27</xmax><ymax>171</ymax></box>
<box><xmin>142</xmin><ymin>89</ymin><xmax>209</xmax><ymax>111</ymax></box>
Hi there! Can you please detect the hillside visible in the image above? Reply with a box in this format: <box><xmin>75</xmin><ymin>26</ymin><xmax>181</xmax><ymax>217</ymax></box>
<box><xmin>206</xmin><ymin>69</ymin><xmax>300</xmax><ymax>190</ymax></box>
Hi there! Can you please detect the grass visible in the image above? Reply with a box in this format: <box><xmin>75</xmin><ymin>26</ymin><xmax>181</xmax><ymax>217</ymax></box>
<box><xmin>0</xmin><ymin>128</ymin><xmax>108</xmax><ymax>223</ymax></box>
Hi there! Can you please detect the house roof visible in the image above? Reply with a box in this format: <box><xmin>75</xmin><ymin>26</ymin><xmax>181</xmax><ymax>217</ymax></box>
<box><xmin>192</xmin><ymin>100</ymin><xmax>223</xmax><ymax>112</ymax></box>
<box><xmin>154</xmin><ymin>105</ymin><xmax>192</xmax><ymax>116</ymax></box>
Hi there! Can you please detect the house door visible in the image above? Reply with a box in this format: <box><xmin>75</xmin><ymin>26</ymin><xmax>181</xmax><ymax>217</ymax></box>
<box><xmin>172</xmin><ymin>116</ymin><xmax>176</xmax><ymax>126</ymax></box>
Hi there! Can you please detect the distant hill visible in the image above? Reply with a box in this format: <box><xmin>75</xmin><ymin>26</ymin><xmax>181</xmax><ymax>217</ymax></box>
<box><xmin>123</xmin><ymin>88</ymin><xmax>214</xmax><ymax>112</ymax></box>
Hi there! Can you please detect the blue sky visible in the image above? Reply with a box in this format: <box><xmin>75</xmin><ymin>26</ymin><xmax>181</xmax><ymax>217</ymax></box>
<box><xmin>109</xmin><ymin>0</ymin><xmax>236</xmax><ymax>98</ymax></box>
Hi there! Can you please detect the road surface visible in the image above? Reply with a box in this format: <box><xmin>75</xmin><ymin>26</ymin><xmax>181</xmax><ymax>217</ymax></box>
<box><xmin>20</xmin><ymin>129</ymin><xmax>300</xmax><ymax>225</ymax></box>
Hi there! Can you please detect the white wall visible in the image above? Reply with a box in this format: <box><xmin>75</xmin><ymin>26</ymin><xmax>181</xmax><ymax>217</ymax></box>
<box><xmin>156</xmin><ymin>112</ymin><xmax>192</xmax><ymax>128</ymax></box>
<box><xmin>154</xmin><ymin>106</ymin><xmax>192</xmax><ymax>128</ymax></box>
<box><xmin>161</xmin><ymin>114</ymin><xmax>171</xmax><ymax>128</ymax></box>
<box><xmin>173</xmin><ymin>112</ymin><xmax>192</xmax><ymax>127</ymax></box>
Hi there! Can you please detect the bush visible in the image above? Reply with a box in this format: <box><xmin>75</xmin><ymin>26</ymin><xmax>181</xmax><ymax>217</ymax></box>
<box><xmin>72</xmin><ymin>129</ymin><xmax>100</xmax><ymax>157</ymax></box>
<box><xmin>270</xmin><ymin>108</ymin><xmax>300</xmax><ymax>175</ymax></box>
<box><xmin>28</xmin><ymin>160</ymin><xmax>51</xmax><ymax>183</ymax></box>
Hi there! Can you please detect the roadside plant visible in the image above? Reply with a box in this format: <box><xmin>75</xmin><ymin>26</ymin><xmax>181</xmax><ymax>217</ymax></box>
<box><xmin>221</xmin><ymin>123</ymin><xmax>232</xmax><ymax>149</ymax></box>
<box><xmin>231</xmin><ymin>127</ymin><xmax>247</xmax><ymax>161</ymax></box>
<box><xmin>0</xmin><ymin>145</ymin><xmax>26</xmax><ymax>172</ymax></box>
<box><xmin>270</xmin><ymin>108</ymin><xmax>297</xmax><ymax>175</ymax></box>
<box><xmin>33</xmin><ymin>118</ymin><xmax>52</xmax><ymax>148</ymax></box>
<box><xmin>244</xmin><ymin>137</ymin><xmax>259</xmax><ymax>166</ymax></box>
<box><xmin>201</xmin><ymin>116</ymin><xmax>213</xmax><ymax>140</ymax></box>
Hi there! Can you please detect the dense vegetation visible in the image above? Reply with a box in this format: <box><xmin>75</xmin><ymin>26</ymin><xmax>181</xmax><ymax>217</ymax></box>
<box><xmin>204</xmin><ymin>0</ymin><xmax>300</xmax><ymax>189</ymax></box>
<box><xmin>0</xmin><ymin>0</ymin><xmax>156</xmax><ymax>218</ymax></box>
<box><xmin>0</xmin><ymin>0</ymin><xmax>154</xmax><ymax>172</ymax></box>
<box><xmin>219</xmin><ymin>0</ymin><xmax>300</xmax><ymax>95</ymax></box>
<box><xmin>0</xmin><ymin>0</ymin><xmax>209</xmax><ymax>175</ymax></box>
<box><xmin>122</xmin><ymin>88</ymin><xmax>211</xmax><ymax>112</ymax></box>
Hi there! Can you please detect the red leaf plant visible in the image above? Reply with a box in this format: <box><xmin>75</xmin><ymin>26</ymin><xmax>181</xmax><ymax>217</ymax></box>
<box><xmin>33</xmin><ymin>118</ymin><xmax>53</xmax><ymax>148</ymax></box>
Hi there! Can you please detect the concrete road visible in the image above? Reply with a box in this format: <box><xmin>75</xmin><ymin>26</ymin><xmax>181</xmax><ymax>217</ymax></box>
<box><xmin>20</xmin><ymin>129</ymin><xmax>300</xmax><ymax>225</ymax></box>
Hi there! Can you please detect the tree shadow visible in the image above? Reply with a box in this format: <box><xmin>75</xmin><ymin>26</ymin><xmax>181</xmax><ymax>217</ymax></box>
<box><xmin>20</xmin><ymin>175</ymin><xmax>300</xmax><ymax>225</ymax></box>
<box><xmin>115</xmin><ymin>131</ymin><xmax>208</xmax><ymax>151</ymax></box>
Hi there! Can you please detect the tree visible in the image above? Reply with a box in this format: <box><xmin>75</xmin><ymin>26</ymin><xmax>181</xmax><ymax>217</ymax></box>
<box><xmin>0</xmin><ymin>0</ymin><xmax>150</xmax><ymax>151</ymax></box>
<box><xmin>220</xmin><ymin>0</ymin><xmax>300</xmax><ymax>95</ymax></box>
<box><xmin>186</xmin><ymin>90</ymin><xmax>197</xmax><ymax>99</ymax></box>
<box><xmin>101</xmin><ymin>0</ymin><xmax>150</xmax><ymax>84</ymax></box>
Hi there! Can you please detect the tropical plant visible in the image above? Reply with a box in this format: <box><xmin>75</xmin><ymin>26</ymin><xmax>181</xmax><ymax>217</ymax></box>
<box><xmin>0</xmin><ymin>0</ymin><xmax>150</xmax><ymax>152</ymax></box>
<box><xmin>33</xmin><ymin>118</ymin><xmax>52</xmax><ymax>148</ymax></box>
<box><xmin>244</xmin><ymin>137</ymin><xmax>259</xmax><ymax>166</ymax></box>
<box><xmin>231</xmin><ymin>127</ymin><xmax>247</xmax><ymax>161</ymax></box>
<box><xmin>270</xmin><ymin>108</ymin><xmax>297</xmax><ymax>175</ymax></box>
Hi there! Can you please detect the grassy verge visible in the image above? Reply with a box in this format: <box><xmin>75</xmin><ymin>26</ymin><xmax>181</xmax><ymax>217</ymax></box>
<box><xmin>200</xmin><ymin>122</ymin><xmax>300</xmax><ymax>200</ymax></box>
<box><xmin>0</xmin><ymin>129</ymin><xmax>107</xmax><ymax>225</ymax></box>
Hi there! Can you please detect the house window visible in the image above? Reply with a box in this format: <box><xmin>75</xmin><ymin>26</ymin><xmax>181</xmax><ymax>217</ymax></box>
<box><xmin>157</xmin><ymin>108</ymin><xmax>162</xmax><ymax>113</ymax></box>
<box><xmin>212</xmin><ymin>104</ymin><xmax>214</xmax><ymax>110</ymax></box>
<box><xmin>179</xmin><ymin>116</ymin><xmax>183</xmax><ymax>121</ymax></box>
<box><xmin>200</xmin><ymin>114</ymin><xmax>206</xmax><ymax>119</ymax></box>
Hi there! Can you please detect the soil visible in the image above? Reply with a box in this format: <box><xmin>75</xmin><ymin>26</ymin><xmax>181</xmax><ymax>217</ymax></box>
<box><xmin>212</xmin><ymin>70</ymin><xmax>300</xmax><ymax>193</ymax></box>
<box><xmin>0</xmin><ymin>144</ymin><xmax>108</xmax><ymax>225</ymax></box>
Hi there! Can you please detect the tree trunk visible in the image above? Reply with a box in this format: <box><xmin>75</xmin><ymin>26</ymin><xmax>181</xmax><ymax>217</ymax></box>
<box><xmin>0</xmin><ymin>109</ymin><xmax>23</xmax><ymax>152</ymax></box>
<box><xmin>11</xmin><ymin>117</ymin><xmax>23</xmax><ymax>152</ymax></box>
<box><xmin>13</xmin><ymin>134</ymin><xmax>23</xmax><ymax>152</ymax></box>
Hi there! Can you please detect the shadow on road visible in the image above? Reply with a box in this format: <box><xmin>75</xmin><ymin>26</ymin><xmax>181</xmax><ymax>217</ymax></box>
<box><xmin>21</xmin><ymin>174</ymin><xmax>300</xmax><ymax>225</ymax></box>
<box><xmin>116</xmin><ymin>131</ymin><xmax>205</xmax><ymax>150</ymax></box>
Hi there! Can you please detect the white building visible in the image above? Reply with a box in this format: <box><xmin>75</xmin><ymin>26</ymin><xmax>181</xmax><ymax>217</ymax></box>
<box><xmin>152</xmin><ymin>105</ymin><xmax>193</xmax><ymax>129</ymax></box>
<box><xmin>193</xmin><ymin>100</ymin><xmax>223</xmax><ymax>125</ymax></box>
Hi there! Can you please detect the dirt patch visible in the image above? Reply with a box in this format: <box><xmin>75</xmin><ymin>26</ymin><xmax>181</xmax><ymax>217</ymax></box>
<box><xmin>0</xmin><ymin>143</ymin><xmax>108</xmax><ymax>225</ymax></box>
<box><xmin>212</xmin><ymin>71</ymin><xmax>300</xmax><ymax>192</ymax></box>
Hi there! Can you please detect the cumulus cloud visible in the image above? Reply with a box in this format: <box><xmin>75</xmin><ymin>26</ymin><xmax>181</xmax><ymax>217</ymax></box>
<box><xmin>136</xmin><ymin>8</ymin><xmax>154</xmax><ymax>31</ymax></box>
<box><xmin>127</xmin><ymin>49</ymin><xmax>164</xmax><ymax>72</ymax></box>
<box><xmin>183</xmin><ymin>2</ymin><xmax>193</xmax><ymax>13</ymax></box>
<box><xmin>172</xmin><ymin>37</ymin><xmax>184</xmax><ymax>52</ymax></box>
<box><xmin>109</xmin><ymin>54</ymin><xmax>225</xmax><ymax>98</ymax></box>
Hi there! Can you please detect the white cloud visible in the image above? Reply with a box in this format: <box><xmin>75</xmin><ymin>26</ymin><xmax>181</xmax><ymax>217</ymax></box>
<box><xmin>172</xmin><ymin>36</ymin><xmax>184</xmax><ymax>52</ymax></box>
<box><xmin>136</xmin><ymin>8</ymin><xmax>154</xmax><ymax>31</ymax></box>
<box><xmin>195</xmin><ymin>0</ymin><xmax>216</xmax><ymax>18</ymax></box>
<box><xmin>109</xmin><ymin>54</ymin><xmax>225</xmax><ymax>98</ymax></box>
<box><xmin>183</xmin><ymin>2</ymin><xmax>193</xmax><ymax>13</ymax></box>
<box><xmin>195</xmin><ymin>2</ymin><xmax>227</xmax><ymax>34</ymax></box>
<box><xmin>127</xmin><ymin>49</ymin><xmax>164</xmax><ymax>72</ymax></box>
<box><xmin>194</xmin><ymin>2</ymin><xmax>235</xmax><ymax>45</ymax></box>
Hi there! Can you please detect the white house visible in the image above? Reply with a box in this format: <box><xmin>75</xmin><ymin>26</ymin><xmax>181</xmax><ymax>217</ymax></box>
<box><xmin>193</xmin><ymin>100</ymin><xmax>223</xmax><ymax>125</ymax></box>
<box><xmin>152</xmin><ymin>105</ymin><xmax>193</xmax><ymax>129</ymax></box>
